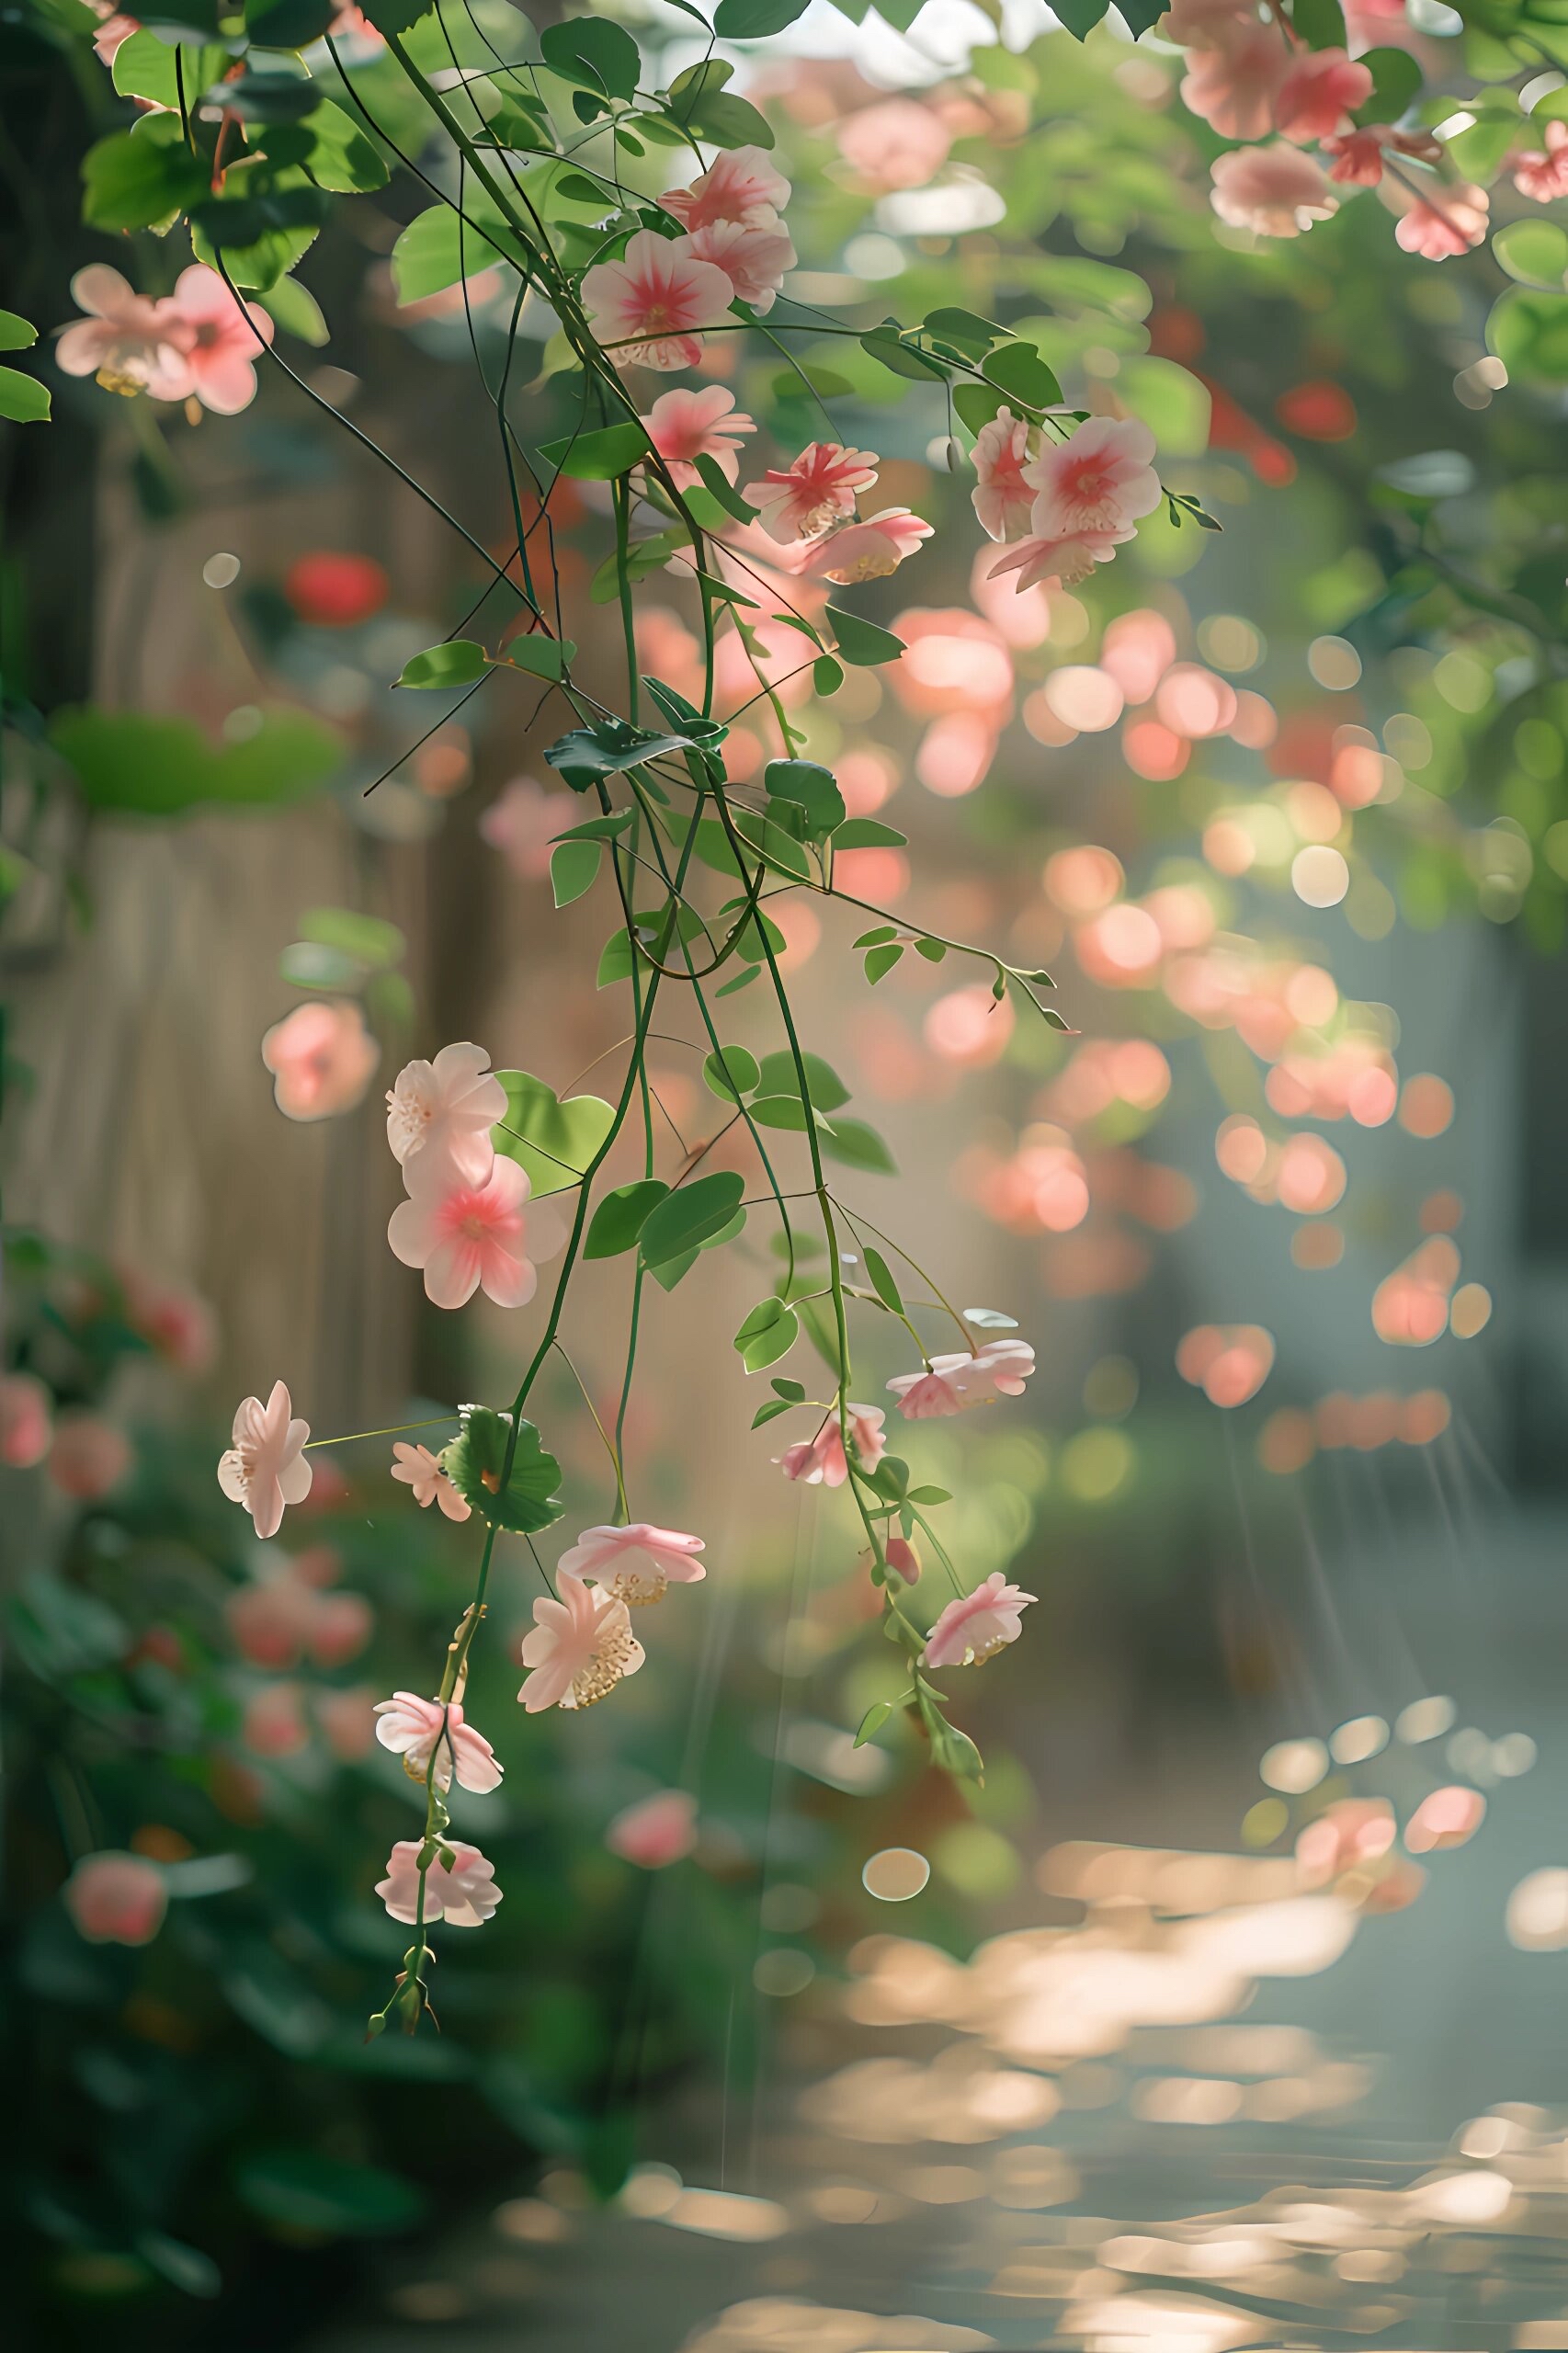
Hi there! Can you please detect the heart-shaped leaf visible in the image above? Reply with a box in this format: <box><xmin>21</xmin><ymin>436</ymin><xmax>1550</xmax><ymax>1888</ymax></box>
<box><xmin>492</xmin><ymin>1072</ymin><xmax>615</xmax><ymax>1198</ymax></box>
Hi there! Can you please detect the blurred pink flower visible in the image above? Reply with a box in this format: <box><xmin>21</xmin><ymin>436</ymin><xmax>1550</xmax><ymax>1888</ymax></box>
<box><xmin>744</xmin><ymin>441</ymin><xmax>879</xmax><ymax>541</ymax></box>
<box><xmin>54</xmin><ymin>265</ymin><xmax>190</xmax><ymax>398</ymax></box>
<box><xmin>1321</xmin><ymin>126</ymin><xmax>1389</xmax><ymax>186</ymax></box>
<box><xmin>1162</xmin><ymin>0</ymin><xmax>1256</xmax><ymax>43</ymax></box>
<box><xmin>1296</xmin><ymin>1798</ymin><xmax>1395</xmax><ymax>1887</ymax></box>
<box><xmin>924</xmin><ymin>1573</ymin><xmax>1037</xmax><ymax>1669</ymax></box>
<box><xmin>687</xmin><ymin>216</ymin><xmax>795</xmax><ymax>313</ymax></box>
<box><xmin>660</xmin><ymin>145</ymin><xmax>790</xmax><ymax>230</ymax></box>
<box><xmin>218</xmin><ymin>1379</ymin><xmax>312</xmax><ymax>1540</ymax></box>
<box><xmin>642</xmin><ymin>383</ymin><xmax>756</xmax><ymax>488</ymax></box>
<box><xmin>581</xmin><ymin>229</ymin><xmax>735</xmax><ymax>370</ymax></box>
<box><xmin>388</xmin><ymin>1151</ymin><xmax>563</xmax><ymax>1311</ymax></box>
<box><xmin>374</xmin><ymin>1691</ymin><xmax>503</xmax><ymax>1792</ymax></box>
<box><xmin>884</xmin><ymin>1534</ymin><xmax>921</xmax><ymax>1583</ymax></box>
<box><xmin>836</xmin><ymin>97</ymin><xmax>952</xmax><ymax>190</ymax></box>
<box><xmin>799</xmin><ymin>507</ymin><xmax>933</xmax><ymax>585</ymax></box>
<box><xmin>1274</xmin><ymin>48</ymin><xmax>1371</xmax><ymax>142</ymax></box>
<box><xmin>121</xmin><ymin>1268</ymin><xmax>217</xmax><ymax>1372</ymax></box>
<box><xmin>480</xmin><ymin>777</ymin><xmax>564</xmax><ymax>880</ymax></box>
<box><xmin>377</xmin><ymin>1837</ymin><xmax>502</xmax><ymax>1927</ymax></box>
<box><xmin>557</xmin><ymin>1521</ymin><xmax>706</xmax><ymax>1604</ymax></box>
<box><xmin>64</xmin><ymin>1851</ymin><xmax>167</xmax><ymax>1946</ymax></box>
<box><xmin>1513</xmin><ymin>118</ymin><xmax>1568</xmax><ymax>200</ymax></box>
<box><xmin>1180</xmin><ymin>21</ymin><xmax>1290</xmax><ymax>141</ymax></box>
<box><xmin>776</xmin><ymin>1404</ymin><xmax>886</xmax><ymax>1486</ymax></box>
<box><xmin>262</xmin><ymin>1000</ymin><xmax>379</xmax><ymax>1122</ymax></box>
<box><xmin>607</xmin><ymin>1789</ymin><xmax>698</xmax><ymax>1867</ymax></box>
<box><xmin>386</xmin><ymin>1040</ymin><xmax>506</xmax><ymax>1180</ymax></box>
<box><xmin>308</xmin><ymin>1588</ymin><xmax>373</xmax><ymax>1666</ymax></box>
<box><xmin>391</xmin><ymin>1440</ymin><xmax>471</xmax><ymax>1521</ymax></box>
<box><xmin>971</xmin><ymin>407</ymin><xmax>1039</xmax><ymax>542</ymax></box>
<box><xmin>227</xmin><ymin>1565</ymin><xmax>322</xmax><ymax>1669</ymax></box>
<box><xmin>0</xmin><ymin>1370</ymin><xmax>51</xmax><ymax>1468</ymax></box>
<box><xmin>1026</xmin><ymin>417</ymin><xmax>1159</xmax><ymax>541</ymax></box>
<box><xmin>243</xmin><ymin>1679</ymin><xmax>310</xmax><ymax>1757</ymax></box>
<box><xmin>315</xmin><ymin>1686</ymin><xmax>377</xmax><ymax>1760</ymax></box>
<box><xmin>1210</xmin><ymin>142</ymin><xmax>1339</xmax><ymax>236</ymax></box>
<box><xmin>518</xmin><ymin>1574</ymin><xmax>645</xmax><ymax>1712</ymax></box>
<box><xmin>163</xmin><ymin>265</ymin><xmax>273</xmax><ymax>414</ymax></box>
<box><xmin>48</xmin><ymin>1413</ymin><xmax>133</xmax><ymax>1500</ymax></box>
<box><xmin>1392</xmin><ymin>180</ymin><xmax>1488</xmax><ymax>258</ymax></box>
<box><xmin>987</xmin><ymin>527</ymin><xmax>1121</xmax><ymax>594</ymax></box>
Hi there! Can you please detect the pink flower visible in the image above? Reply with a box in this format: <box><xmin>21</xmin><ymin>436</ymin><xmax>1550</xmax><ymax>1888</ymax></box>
<box><xmin>91</xmin><ymin>11</ymin><xmax>140</xmax><ymax>67</ymax></box>
<box><xmin>480</xmin><ymin>777</ymin><xmax>566</xmax><ymax>880</ymax></box>
<box><xmin>1025</xmin><ymin>417</ymin><xmax>1160</xmax><ymax>541</ymax></box>
<box><xmin>121</xmin><ymin>1269</ymin><xmax>217</xmax><ymax>1372</ymax></box>
<box><xmin>518</xmin><ymin>1573</ymin><xmax>645</xmax><ymax>1711</ymax></box>
<box><xmin>1513</xmin><ymin>119</ymin><xmax>1568</xmax><ymax>201</ymax></box>
<box><xmin>162</xmin><ymin>265</ymin><xmax>273</xmax><ymax>414</ymax></box>
<box><xmin>388</xmin><ymin>1151</ymin><xmax>563</xmax><ymax>1311</ymax></box>
<box><xmin>376</xmin><ymin>1837</ymin><xmax>502</xmax><ymax>1927</ymax></box>
<box><xmin>316</xmin><ymin>1686</ymin><xmax>377</xmax><ymax>1760</ymax></box>
<box><xmin>923</xmin><ymin>1572</ymin><xmax>1037</xmax><ymax>1669</ymax></box>
<box><xmin>884</xmin><ymin>1535</ymin><xmax>921</xmax><ymax>1583</ymax></box>
<box><xmin>244</xmin><ymin>1679</ymin><xmax>310</xmax><ymax>1757</ymax></box>
<box><xmin>1274</xmin><ymin>48</ymin><xmax>1372</xmax><ymax>142</ymax></box>
<box><xmin>607</xmin><ymin>1789</ymin><xmax>698</xmax><ymax>1868</ymax></box>
<box><xmin>776</xmin><ymin>1404</ymin><xmax>886</xmax><ymax>1487</ymax></box>
<box><xmin>227</xmin><ymin>1566</ymin><xmax>322</xmax><ymax>1669</ymax></box>
<box><xmin>1162</xmin><ymin>0</ymin><xmax>1256</xmax><ymax>44</ymax></box>
<box><xmin>1181</xmin><ymin>20</ymin><xmax>1290</xmax><ymax>142</ymax></box>
<box><xmin>1210</xmin><ymin>142</ymin><xmax>1339</xmax><ymax>237</ymax></box>
<box><xmin>374</xmin><ymin>1691</ymin><xmax>503</xmax><ymax>1792</ymax></box>
<box><xmin>48</xmin><ymin>1413</ymin><xmax>133</xmax><ymax>1500</ymax></box>
<box><xmin>1321</xmin><ymin>126</ymin><xmax>1389</xmax><ymax>186</ymax></box>
<box><xmin>887</xmin><ymin>1337</ymin><xmax>1035</xmax><ymax>1419</ymax></box>
<box><xmin>835</xmin><ymin>97</ymin><xmax>953</xmax><ymax>191</ymax></box>
<box><xmin>310</xmin><ymin>1588</ymin><xmax>373</xmax><ymax>1665</ymax></box>
<box><xmin>1392</xmin><ymin>180</ymin><xmax>1488</xmax><ymax>258</ymax></box>
<box><xmin>0</xmin><ymin>1371</ymin><xmax>51</xmax><ymax>1468</ymax></box>
<box><xmin>64</xmin><ymin>1851</ymin><xmax>167</xmax><ymax>1946</ymax></box>
<box><xmin>218</xmin><ymin>1380</ymin><xmax>312</xmax><ymax>1540</ymax></box>
<box><xmin>798</xmin><ymin>507</ymin><xmax>934</xmax><ymax>585</ymax></box>
<box><xmin>55</xmin><ymin>264</ymin><xmax>190</xmax><ymax>398</ymax></box>
<box><xmin>385</xmin><ymin>1040</ymin><xmax>506</xmax><ymax>1181</ymax></box>
<box><xmin>391</xmin><ymin>1440</ymin><xmax>471</xmax><ymax>1521</ymax></box>
<box><xmin>744</xmin><ymin>442</ymin><xmax>880</xmax><ymax>542</ymax></box>
<box><xmin>971</xmin><ymin>408</ymin><xmax>1040</xmax><ymax>542</ymax></box>
<box><xmin>986</xmin><ymin>528</ymin><xmax>1123</xmax><ymax>594</ymax></box>
<box><xmin>642</xmin><ymin>384</ymin><xmax>756</xmax><ymax>488</ymax></box>
<box><xmin>557</xmin><ymin>1521</ymin><xmax>706</xmax><ymax>1605</ymax></box>
<box><xmin>687</xmin><ymin>217</ymin><xmax>795</xmax><ymax>313</ymax></box>
<box><xmin>262</xmin><ymin>1000</ymin><xmax>379</xmax><ymax>1122</ymax></box>
<box><xmin>581</xmin><ymin>229</ymin><xmax>736</xmax><ymax>371</ymax></box>
<box><xmin>661</xmin><ymin>146</ymin><xmax>790</xmax><ymax>231</ymax></box>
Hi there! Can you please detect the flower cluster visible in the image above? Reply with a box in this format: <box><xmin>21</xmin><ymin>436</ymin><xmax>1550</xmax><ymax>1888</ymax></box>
<box><xmin>57</xmin><ymin>263</ymin><xmax>273</xmax><ymax>411</ymax></box>
<box><xmin>385</xmin><ymin>1042</ymin><xmax>562</xmax><ymax>1310</ymax></box>
<box><xmin>583</xmin><ymin>147</ymin><xmax>795</xmax><ymax>369</ymax></box>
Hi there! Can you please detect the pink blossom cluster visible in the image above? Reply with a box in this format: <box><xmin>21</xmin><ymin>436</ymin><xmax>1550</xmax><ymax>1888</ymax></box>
<box><xmin>384</xmin><ymin>1041</ymin><xmax>563</xmax><ymax>1311</ymax></box>
<box><xmin>583</xmin><ymin>148</ymin><xmax>795</xmax><ymax>369</ymax></box>
<box><xmin>56</xmin><ymin>264</ymin><xmax>274</xmax><ymax>412</ymax></box>
<box><xmin>973</xmin><ymin>413</ymin><xmax>1161</xmax><ymax>596</ymax></box>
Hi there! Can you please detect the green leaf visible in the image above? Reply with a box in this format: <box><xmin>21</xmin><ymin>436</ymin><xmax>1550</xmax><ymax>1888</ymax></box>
<box><xmin>1494</xmin><ymin>219</ymin><xmax>1568</xmax><ymax>289</ymax></box>
<box><xmin>639</xmin><ymin>1170</ymin><xmax>746</xmax><ymax>1269</ymax></box>
<box><xmin>820</xmin><ymin>1116</ymin><xmax>896</xmax><ymax>1175</ymax></box>
<box><xmin>853</xmin><ymin>926</ymin><xmax>898</xmax><ymax>949</ymax></box>
<box><xmin>357</xmin><ymin>0</ymin><xmax>437</xmax><ymax>29</ymax></box>
<box><xmin>703</xmin><ymin>1045</ymin><xmax>760</xmax><ymax>1103</ymax></box>
<box><xmin>551</xmin><ymin>838</ymin><xmax>600</xmax><ymax>906</ymax></box>
<box><xmin>296</xmin><ymin>98</ymin><xmax>390</xmax><ymax>193</ymax></box>
<box><xmin>861</xmin><ymin>1246</ymin><xmax>904</xmax><ymax>1315</ymax></box>
<box><xmin>0</xmin><ymin>309</ymin><xmax>37</xmax><ymax>353</ymax></box>
<box><xmin>714</xmin><ymin>0</ymin><xmax>809</xmax><ymax>32</ymax></box>
<box><xmin>235</xmin><ymin>2147</ymin><xmax>423</xmax><ymax>2237</ymax></box>
<box><xmin>864</xmin><ymin>943</ymin><xmax>904</xmax><ymax>984</ymax></box>
<box><xmin>50</xmin><ymin>707</ymin><xmax>341</xmax><ymax>816</ymax></box>
<box><xmin>1352</xmin><ymin>45</ymin><xmax>1422</xmax><ymax>124</ymax></box>
<box><xmin>765</xmin><ymin>757</ymin><xmax>845</xmax><ymax>839</ymax></box>
<box><xmin>298</xmin><ymin>906</ymin><xmax>403</xmax><ymax>968</ymax></box>
<box><xmin>585</xmin><ymin>1178</ymin><xmax>668</xmax><ymax>1259</ymax></box>
<box><xmin>540</xmin><ymin>18</ymin><xmax>641</xmax><ymax>99</ymax></box>
<box><xmin>539</xmin><ymin>421</ymin><xmax>652</xmax><ymax>481</ymax></box>
<box><xmin>1052</xmin><ymin>0</ymin><xmax>1108</xmax><ymax>31</ymax></box>
<box><xmin>834</xmin><ymin>818</ymin><xmax>907</xmax><ymax>850</ymax></box>
<box><xmin>244</xmin><ymin>0</ymin><xmax>334</xmax><ymax>42</ymax></box>
<box><xmin>688</xmin><ymin>451</ymin><xmax>755</xmax><ymax>523</ymax></box>
<box><xmin>136</xmin><ymin>2232</ymin><xmax>222</xmax><ymax>2302</ymax></box>
<box><xmin>492</xmin><ymin>1073</ymin><xmax>615</xmax><ymax>1198</ymax></box>
<box><xmin>772</xmin><ymin>1376</ymin><xmax>806</xmax><ymax>1400</ymax></box>
<box><xmin>754</xmin><ymin>1049</ymin><xmax>849</xmax><ymax>1110</ymax></box>
<box><xmin>1489</xmin><ymin>287</ymin><xmax>1568</xmax><ymax>386</ymax></box>
<box><xmin>749</xmin><ymin>1095</ymin><xmax>831</xmax><ymax>1132</ymax></box>
<box><xmin>981</xmin><ymin>341</ymin><xmax>1063</xmax><ymax>411</ymax></box>
<box><xmin>391</xmin><ymin>199</ymin><xmax>531</xmax><ymax>304</ymax></box>
<box><xmin>926</xmin><ymin>1709</ymin><xmax>984</xmax><ymax>1781</ymax></box>
<box><xmin>1290</xmin><ymin>0</ymin><xmax>1346</xmax><ymax>48</ymax></box>
<box><xmin>189</xmin><ymin>175</ymin><xmax>324</xmax><ymax>293</ymax></box>
<box><xmin>0</xmin><ymin>369</ymin><xmax>50</xmax><ymax>424</ymax></box>
<box><xmin>963</xmin><ymin>1305</ymin><xmax>1018</xmax><ymax>1328</ymax></box>
<box><xmin>115</xmin><ymin>29</ymin><xmax>231</xmax><ymax>110</ymax></box>
<box><xmin>395</xmin><ymin>640</ymin><xmax>487</xmax><ymax>689</ymax></box>
<box><xmin>733</xmin><ymin>1295</ymin><xmax>799</xmax><ymax>1370</ymax></box>
<box><xmin>922</xmin><ymin>305</ymin><xmax>1001</xmax><ymax>359</ymax></box>
<box><xmin>256</xmin><ymin>273</ymin><xmax>329</xmax><ymax>346</ymax></box>
<box><xmin>552</xmin><ymin>812</ymin><xmax>631</xmax><ymax>845</ymax></box>
<box><xmin>827</xmin><ymin>607</ymin><xmax>906</xmax><ymax>667</ymax></box>
<box><xmin>545</xmin><ymin>722</ymin><xmax>695</xmax><ymax>788</ymax></box>
<box><xmin>665</xmin><ymin>61</ymin><xmax>775</xmax><ymax>148</ymax></box>
<box><xmin>208</xmin><ymin>69</ymin><xmax>320</xmax><ymax>122</ymax></box>
<box><xmin>442</xmin><ymin>1406</ymin><xmax>562</xmax><ymax>1532</ymax></box>
<box><xmin>82</xmin><ymin>119</ymin><xmax>209</xmax><ymax>233</ymax></box>
<box><xmin>812</xmin><ymin>655</ymin><xmax>844</xmax><ymax>697</ymax></box>
<box><xmin>906</xmin><ymin>1483</ymin><xmax>950</xmax><ymax>1504</ymax></box>
<box><xmin>854</xmin><ymin>1698</ymin><xmax>894</xmax><ymax>1748</ymax></box>
<box><xmin>752</xmin><ymin>1397</ymin><xmax>794</xmax><ymax>1427</ymax></box>
<box><xmin>503</xmin><ymin>634</ymin><xmax>574</xmax><ymax>681</ymax></box>
<box><xmin>715</xmin><ymin>964</ymin><xmax>760</xmax><ymax>998</ymax></box>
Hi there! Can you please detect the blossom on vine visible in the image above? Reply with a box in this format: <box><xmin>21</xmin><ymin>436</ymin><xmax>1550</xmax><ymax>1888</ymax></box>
<box><xmin>386</xmin><ymin>1040</ymin><xmax>507</xmax><ymax>1180</ymax></box>
<box><xmin>1179</xmin><ymin>22</ymin><xmax>1290</xmax><ymax>142</ymax></box>
<box><xmin>581</xmin><ymin>229</ymin><xmax>737</xmax><ymax>370</ymax></box>
<box><xmin>64</xmin><ymin>1851</ymin><xmax>168</xmax><ymax>1947</ymax></box>
<box><xmin>660</xmin><ymin>145</ymin><xmax>790</xmax><ymax>231</ymax></box>
<box><xmin>799</xmin><ymin>508</ymin><xmax>934</xmax><ymax>585</ymax></box>
<box><xmin>687</xmin><ymin>216</ymin><xmax>796</xmax><ymax>313</ymax></box>
<box><xmin>0</xmin><ymin>1370</ymin><xmax>51</xmax><ymax>1468</ymax></box>
<box><xmin>986</xmin><ymin>526</ymin><xmax>1122</xmax><ymax>594</ymax></box>
<box><xmin>923</xmin><ymin>1572</ymin><xmax>1037</xmax><ymax>1669</ymax></box>
<box><xmin>884</xmin><ymin>1534</ymin><xmax>921</xmax><ymax>1583</ymax></box>
<box><xmin>887</xmin><ymin>1337</ymin><xmax>1035</xmax><ymax>1418</ymax></box>
<box><xmin>377</xmin><ymin>1838</ymin><xmax>502</xmax><ymax>1927</ymax></box>
<box><xmin>776</xmin><ymin>1404</ymin><xmax>886</xmax><ymax>1487</ymax></box>
<box><xmin>388</xmin><ymin>1151</ymin><xmax>562</xmax><ymax>1311</ymax></box>
<box><xmin>1210</xmin><ymin>143</ymin><xmax>1339</xmax><ymax>237</ymax></box>
<box><xmin>557</xmin><ymin>1521</ymin><xmax>706</xmax><ymax>1605</ymax></box>
<box><xmin>607</xmin><ymin>1789</ymin><xmax>699</xmax><ymax>1867</ymax></box>
<box><xmin>1025</xmin><ymin>417</ymin><xmax>1159</xmax><ymax>542</ymax></box>
<box><xmin>642</xmin><ymin>384</ymin><xmax>756</xmax><ymax>488</ymax></box>
<box><xmin>1320</xmin><ymin>126</ymin><xmax>1391</xmax><ymax>187</ymax></box>
<box><xmin>163</xmin><ymin>265</ymin><xmax>274</xmax><ymax>414</ymax></box>
<box><xmin>1513</xmin><ymin>118</ymin><xmax>1568</xmax><ymax>201</ymax></box>
<box><xmin>218</xmin><ymin>1381</ymin><xmax>312</xmax><ymax>1540</ymax></box>
<box><xmin>48</xmin><ymin>1413</ymin><xmax>133</xmax><ymax>1500</ymax></box>
<box><xmin>391</xmin><ymin>1440</ymin><xmax>471</xmax><ymax>1521</ymax></box>
<box><xmin>1392</xmin><ymin>179</ymin><xmax>1489</xmax><ymax>258</ymax></box>
<box><xmin>262</xmin><ymin>999</ymin><xmax>379</xmax><ymax>1121</ymax></box>
<box><xmin>55</xmin><ymin>264</ymin><xmax>191</xmax><ymax>399</ymax></box>
<box><xmin>1273</xmin><ymin>48</ymin><xmax>1371</xmax><ymax>143</ymax></box>
<box><xmin>744</xmin><ymin>441</ymin><xmax>880</xmax><ymax>542</ymax></box>
<box><xmin>374</xmin><ymin>1692</ymin><xmax>503</xmax><ymax>1792</ymax></box>
<box><xmin>971</xmin><ymin>408</ymin><xmax>1039</xmax><ymax>542</ymax></box>
<box><xmin>518</xmin><ymin>1574</ymin><xmax>646</xmax><ymax>1711</ymax></box>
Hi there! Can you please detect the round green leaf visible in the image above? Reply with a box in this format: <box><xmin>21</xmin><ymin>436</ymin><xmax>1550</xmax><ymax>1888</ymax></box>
<box><xmin>442</xmin><ymin>1408</ymin><xmax>562</xmax><ymax>1532</ymax></box>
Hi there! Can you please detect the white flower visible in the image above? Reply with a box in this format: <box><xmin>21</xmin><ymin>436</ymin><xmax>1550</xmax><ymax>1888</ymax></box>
<box><xmin>217</xmin><ymin>1380</ymin><xmax>312</xmax><ymax>1540</ymax></box>
<box><xmin>518</xmin><ymin>1574</ymin><xmax>645</xmax><ymax>1711</ymax></box>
